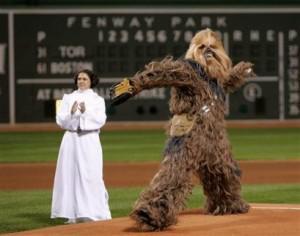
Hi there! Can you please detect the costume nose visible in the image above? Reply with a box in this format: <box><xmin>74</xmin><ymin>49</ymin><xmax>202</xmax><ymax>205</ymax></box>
<box><xmin>205</xmin><ymin>47</ymin><xmax>212</xmax><ymax>53</ymax></box>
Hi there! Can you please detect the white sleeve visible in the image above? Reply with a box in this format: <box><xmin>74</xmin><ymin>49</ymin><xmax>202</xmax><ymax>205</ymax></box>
<box><xmin>79</xmin><ymin>96</ymin><xmax>107</xmax><ymax>130</ymax></box>
<box><xmin>56</xmin><ymin>94</ymin><xmax>80</xmax><ymax>130</ymax></box>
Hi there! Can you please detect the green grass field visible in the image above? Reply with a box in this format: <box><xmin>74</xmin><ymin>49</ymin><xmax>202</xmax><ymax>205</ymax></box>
<box><xmin>0</xmin><ymin>128</ymin><xmax>299</xmax><ymax>162</ymax></box>
<box><xmin>0</xmin><ymin>128</ymin><xmax>299</xmax><ymax>234</ymax></box>
<box><xmin>1</xmin><ymin>184</ymin><xmax>299</xmax><ymax>234</ymax></box>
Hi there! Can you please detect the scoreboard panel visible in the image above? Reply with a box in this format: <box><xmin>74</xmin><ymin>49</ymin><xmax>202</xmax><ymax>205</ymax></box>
<box><xmin>0</xmin><ymin>8</ymin><xmax>299</xmax><ymax>122</ymax></box>
<box><xmin>0</xmin><ymin>14</ymin><xmax>9</xmax><ymax>123</ymax></box>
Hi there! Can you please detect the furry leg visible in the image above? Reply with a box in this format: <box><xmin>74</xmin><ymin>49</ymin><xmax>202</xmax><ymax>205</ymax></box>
<box><xmin>198</xmin><ymin>161</ymin><xmax>250</xmax><ymax>215</ymax></box>
<box><xmin>130</xmin><ymin>156</ymin><xmax>194</xmax><ymax>231</ymax></box>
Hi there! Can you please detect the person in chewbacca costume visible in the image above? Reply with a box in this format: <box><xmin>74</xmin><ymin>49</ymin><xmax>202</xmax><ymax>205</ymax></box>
<box><xmin>110</xmin><ymin>28</ymin><xmax>254</xmax><ymax>231</ymax></box>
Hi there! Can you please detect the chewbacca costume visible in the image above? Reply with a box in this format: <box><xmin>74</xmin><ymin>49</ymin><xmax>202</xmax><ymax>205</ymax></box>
<box><xmin>110</xmin><ymin>28</ymin><xmax>254</xmax><ymax>231</ymax></box>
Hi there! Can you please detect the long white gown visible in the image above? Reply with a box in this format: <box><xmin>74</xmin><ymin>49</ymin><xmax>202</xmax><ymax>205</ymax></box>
<box><xmin>51</xmin><ymin>88</ymin><xmax>111</xmax><ymax>221</ymax></box>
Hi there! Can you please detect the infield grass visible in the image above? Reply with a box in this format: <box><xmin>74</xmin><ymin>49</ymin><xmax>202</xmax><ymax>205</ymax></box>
<box><xmin>0</xmin><ymin>184</ymin><xmax>299</xmax><ymax>234</ymax></box>
<box><xmin>0</xmin><ymin>128</ymin><xmax>299</xmax><ymax>163</ymax></box>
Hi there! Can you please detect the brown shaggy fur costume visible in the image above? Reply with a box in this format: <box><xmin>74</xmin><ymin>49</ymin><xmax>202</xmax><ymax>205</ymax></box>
<box><xmin>113</xmin><ymin>28</ymin><xmax>254</xmax><ymax>231</ymax></box>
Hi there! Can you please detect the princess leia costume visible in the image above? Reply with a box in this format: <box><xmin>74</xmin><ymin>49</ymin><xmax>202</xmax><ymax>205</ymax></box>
<box><xmin>51</xmin><ymin>88</ymin><xmax>111</xmax><ymax>222</ymax></box>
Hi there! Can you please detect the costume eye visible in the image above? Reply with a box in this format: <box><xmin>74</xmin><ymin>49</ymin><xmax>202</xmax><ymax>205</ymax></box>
<box><xmin>198</xmin><ymin>44</ymin><xmax>205</xmax><ymax>50</ymax></box>
<box><xmin>78</xmin><ymin>77</ymin><xmax>88</xmax><ymax>81</ymax></box>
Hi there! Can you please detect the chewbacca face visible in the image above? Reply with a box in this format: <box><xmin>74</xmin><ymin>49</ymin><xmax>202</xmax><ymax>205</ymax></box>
<box><xmin>185</xmin><ymin>28</ymin><xmax>232</xmax><ymax>84</ymax></box>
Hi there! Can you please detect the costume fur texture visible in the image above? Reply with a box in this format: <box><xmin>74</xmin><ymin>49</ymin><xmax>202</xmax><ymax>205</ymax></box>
<box><xmin>125</xmin><ymin>28</ymin><xmax>254</xmax><ymax>231</ymax></box>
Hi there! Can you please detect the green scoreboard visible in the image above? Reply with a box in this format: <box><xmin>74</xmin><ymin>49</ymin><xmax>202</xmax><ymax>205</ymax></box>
<box><xmin>0</xmin><ymin>8</ymin><xmax>299</xmax><ymax>122</ymax></box>
<box><xmin>0</xmin><ymin>13</ymin><xmax>9</xmax><ymax>123</ymax></box>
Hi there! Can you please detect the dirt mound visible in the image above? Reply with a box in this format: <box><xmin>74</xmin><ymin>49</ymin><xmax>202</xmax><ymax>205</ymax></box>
<box><xmin>6</xmin><ymin>204</ymin><xmax>300</xmax><ymax>236</ymax></box>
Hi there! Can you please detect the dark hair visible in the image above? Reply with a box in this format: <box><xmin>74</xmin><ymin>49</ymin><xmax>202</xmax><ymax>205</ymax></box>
<box><xmin>74</xmin><ymin>69</ymin><xmax>99</xmax><ymax>88</ymax></box>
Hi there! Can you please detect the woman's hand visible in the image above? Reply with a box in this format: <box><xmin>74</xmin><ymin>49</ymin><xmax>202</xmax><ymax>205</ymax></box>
<box><xmin>71</xmin><ymin>101</ymin><xmax>78</xmax><ymax>115</ymax></box>
<box><xmin>79</xmin><ymin>102</ymin><xmax>86</xmax><ymax>113</ymax></box>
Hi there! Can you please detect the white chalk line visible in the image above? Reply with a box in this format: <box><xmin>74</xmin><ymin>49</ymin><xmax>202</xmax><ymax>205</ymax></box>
<box><xmin>252</xmin><ymin>206</ymin><xmax>300</xmax><ymax>211</ymax></box>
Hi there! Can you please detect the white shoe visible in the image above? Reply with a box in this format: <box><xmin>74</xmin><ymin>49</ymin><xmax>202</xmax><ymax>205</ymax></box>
<box><xmin>77</xmin><ymin>217</ymin><xmax>93</xmax><ymax>223</ymax></box>
<box><xmin>64</xmin><ymin>219</ymin><xmax>77</xmax><ymax>224</ymax></box>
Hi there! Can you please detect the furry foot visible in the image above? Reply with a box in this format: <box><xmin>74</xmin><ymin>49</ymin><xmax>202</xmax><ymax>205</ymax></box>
<box><xmin>130</xmin><ymin>206</ymin><xmax>175</xmax><ymax>232</ymax></box>
<box><xmin>205</xmin><ymin>200</ymin><xmax>250</xmax><ymax>215</ymax></box>
<box><xmin>130</xmin><ymin>208</ymin><xmax>160</xmax><ymax>231</ymax></box>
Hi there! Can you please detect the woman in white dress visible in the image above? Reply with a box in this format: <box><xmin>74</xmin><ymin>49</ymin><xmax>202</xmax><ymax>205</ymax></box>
<box><xmin>51</xmin><ymin>69</ymin><xmax>111</xmax><ymax>224</ymax></box>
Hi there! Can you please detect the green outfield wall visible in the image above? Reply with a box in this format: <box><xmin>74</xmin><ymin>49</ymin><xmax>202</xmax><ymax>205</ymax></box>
<box><xmin>0</xmin><ymin>5</ymin><xmax>299</xmax><ymax>123</ymax></box>
<box><xmin>1</xmin><ymin>0</ymin><xmax>300</xmax><ymax>6</ymax></box>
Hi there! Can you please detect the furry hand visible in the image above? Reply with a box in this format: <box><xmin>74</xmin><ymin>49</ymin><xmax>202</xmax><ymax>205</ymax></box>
<box><xmin>231</xmin><ymin>61</ymin><xmax>256</xmax><ymax>79</ymax></box>
<box><xmin>110</xmin><ymin>78</ymin><xmax>135</xmax><ymax>106</ymax></box>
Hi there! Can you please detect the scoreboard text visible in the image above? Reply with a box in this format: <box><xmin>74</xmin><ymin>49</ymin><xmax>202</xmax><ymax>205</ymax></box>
<box><xmin>0</xmin><ymin>8</ymin><xmax>299</xmax><ymax>122</ymax></box>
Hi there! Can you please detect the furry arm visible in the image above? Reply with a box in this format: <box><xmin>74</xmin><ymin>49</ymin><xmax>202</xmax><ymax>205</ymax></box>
<box><xmin>223</xmin><ymin>61</ymin><xmax>255</xmax><ymax>93</ymax></box>
<box><xmin>130</xmin><ymin>57</ymin><xmax>199</xmax><ymax>94</ymax></box>
<box><xmin>110</xmin><ymin>57</ymin><xmax>199</xmax><ymax>105</ymax></box>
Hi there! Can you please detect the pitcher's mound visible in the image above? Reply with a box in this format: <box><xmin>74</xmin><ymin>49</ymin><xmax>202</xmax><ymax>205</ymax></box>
<box><xmin>8</xmin><ymin>204</ymin><xmax>300</xmax><ymax>236</ymax></box>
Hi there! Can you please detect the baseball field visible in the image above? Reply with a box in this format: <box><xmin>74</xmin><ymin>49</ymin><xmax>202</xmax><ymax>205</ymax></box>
<box><xmin>0</xmin><ymin>122</ymin><xmax>299</xmax><ymax>235</ymax></box>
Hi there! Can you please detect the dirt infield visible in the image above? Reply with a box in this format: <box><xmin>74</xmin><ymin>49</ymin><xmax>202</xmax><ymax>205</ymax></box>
<box><xmin>6</xmin><ymin>204</ymin><xmax>300</xmax><ymax>236</ymax></box>
<box><xmin>0</xmin><ymin>161</ymin><xmax>300</xmax><ymax>190</ymax></box>
<box><xmin>1</xmin><ymin>161</ymin><xmax>299</xmax><ymax>235</ymax></box>
<box><xmin>0</xmin><ymin>120</ymin><xmax>300</xmax><ymax>132</ymax></box>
